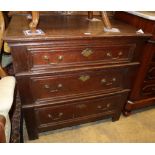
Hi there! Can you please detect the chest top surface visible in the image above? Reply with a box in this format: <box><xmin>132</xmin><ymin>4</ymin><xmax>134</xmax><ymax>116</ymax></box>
<box><xmin>4</xmin><ymin>15</ymin><xmax>151</xmax><ymax>42</ymax></box>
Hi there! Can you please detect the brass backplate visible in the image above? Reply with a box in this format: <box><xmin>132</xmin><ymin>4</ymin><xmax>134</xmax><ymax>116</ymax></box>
<box><xmin>81</xmin><ymin>48</ymin><xmax>93</xmax><ymax>57</ymax></box>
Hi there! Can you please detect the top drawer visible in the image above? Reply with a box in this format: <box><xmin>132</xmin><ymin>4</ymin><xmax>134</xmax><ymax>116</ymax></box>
<box><xmin>27</xmin><ymin>44</ymin><xmax>135</xmax><ymax>71</ymax></box>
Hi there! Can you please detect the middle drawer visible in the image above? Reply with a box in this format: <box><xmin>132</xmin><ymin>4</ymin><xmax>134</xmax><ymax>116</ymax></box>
<box><xmin>30</xmin><ymin>68</ymin><xmax>124</xmax><ymax>101</ymax></box>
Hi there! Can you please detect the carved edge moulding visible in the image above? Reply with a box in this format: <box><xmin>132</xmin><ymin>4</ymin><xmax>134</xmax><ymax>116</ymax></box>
<box><xmin>29</xmin><ymin>11</ymin><xmax>118</xmax><ymax>34</ymax></box>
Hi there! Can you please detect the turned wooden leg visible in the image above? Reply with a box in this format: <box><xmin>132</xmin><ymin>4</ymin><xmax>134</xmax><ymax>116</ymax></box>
<box><xmin>29</xmin><ymin>11</ymin><xmax>39</xmax><ymax>32</ymax></box>
<box><xmin>100</xmin><ymin>11</ymin><xmax>112</xmax><ymax>29</ymax></box>
<box><xmin>88</xmin><ymin>11</ymin><xmax>93</xmax><ymax>19</ymax></box>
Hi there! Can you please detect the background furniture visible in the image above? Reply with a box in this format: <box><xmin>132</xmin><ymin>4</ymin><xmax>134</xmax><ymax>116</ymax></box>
<box><xmin>0</xmin><ymin>11</ymin><xmax>21</xmax><ymax>143</ymax></box>
<box><xmin>0</xmin><ymin>67</ymin><xmax>16</xmax><ymax>142</ymax></box>
<box><xmin>4</xmin><ymin>13</ymin><xmax>150</xmax><ymax>140</ymax></box>
<box><xmin>29</xmin><ymin>11</ymin><xmax>112</xmax><ymax>32</ymax></box>
<box><xmin>0</xmin><ymin>12</ymin><xmax>16</xmax><ymax>143</ymax></box>
<box><xmin>115</xmin><ymin>11</ymin><xmax>155</xmax><ymax>115</ymax></box>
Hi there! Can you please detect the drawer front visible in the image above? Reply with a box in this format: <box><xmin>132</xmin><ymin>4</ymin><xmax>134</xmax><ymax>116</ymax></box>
<box><xmin>28</xmin><ymin>44</ymin><xmax>135</xmax><ymax>70</ymax></box>
<box><xmin>36</xmin><ymin>93</ymin><xmax>126</xmax><ymax>126</ymax></box>
<box><xmin>30</xmin><ymin>68</ymin><xmax>124</xmax><ymax>101</ymax></box>
<box><xmin>36</xmin><ymin>104</ymin><xmax>74</xmax><ymax>125</ymax></box>
<box><xmin>74</xmin><ymin>95</ymin><xmax>120</xmax><ymax>118</ymax></box>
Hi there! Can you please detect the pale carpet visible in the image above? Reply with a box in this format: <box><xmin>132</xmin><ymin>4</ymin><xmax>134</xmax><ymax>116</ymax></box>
<box><xmin>24</xmin><ymin>106</ymin><xmax>155</xmax><ymax>143</ymax></box>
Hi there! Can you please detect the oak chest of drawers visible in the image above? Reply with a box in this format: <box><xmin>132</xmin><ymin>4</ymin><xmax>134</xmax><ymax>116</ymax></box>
<box><xmin>4</xmin><ymin>14</ymin><xmax>151</xmax><ymax>140</ymax></box>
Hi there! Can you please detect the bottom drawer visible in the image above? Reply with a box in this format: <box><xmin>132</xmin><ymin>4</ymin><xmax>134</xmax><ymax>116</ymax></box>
<box><xmin>36</xmin><ymin>92</ymin><xmax>128</xmax><ymax>128</ymax></box>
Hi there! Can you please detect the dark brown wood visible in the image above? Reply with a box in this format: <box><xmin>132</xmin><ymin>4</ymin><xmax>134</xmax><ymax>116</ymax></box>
<box><xmin>115</xmin><ymin>11</ymin><xmax>155</xmax><ymax>115</ymax></box>
<box><xmin>4</xmin><ymin>14</ymin><xmax>151</xmax><ymax>140</ymax></box>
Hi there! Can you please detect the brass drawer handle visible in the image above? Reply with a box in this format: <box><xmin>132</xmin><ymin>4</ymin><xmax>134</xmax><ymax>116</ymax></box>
<box><xmin>44</xmin><ymin>84</ymin><xmax>50</xmax><ymax>89</ymax></box>
<box><xmin>48</xmin><ymin>112</ymin><xmax>63</xmax><ymax>120</ymax></box>
<box><xmin>58</xmin><ymin>83</ymin><xmax>63</xmax><ymax>88</ymax></box>
<box><xmin>101</xmin><ymin>78</ymin><xmax>106</xmax><ymax>84</ymax></box>
<box><xmin>112</xmin><ymin>78</ymin><xmax>116</xmax><ymax>82</ymax></box>
<box><xmin>81</xmin><ymin>48</ymin><xmax>93</xmax><ymax>57</ymax></box>
<box><xmin>79</xmin><ymin>75</ymin><xmax>90</xmax><ymax>82</ymax></box>
<box><xmin>107</xmin><ymin>103</ymin><xmax>110</xmax><ymax>108</ymax></box>
<box><xmin>43</xmin><ymin>55</ymin><xmax>63</xmax><ymax>63</ymax></box>
<box><xmin>106</xmin><ymin>82</ymin><xmax>113</xmax><ymax>86</ymax></box>
<box><xmin>57</xmin><ymin>55</ymin><xmax>63</xmax><ymax>61</ymax></box>
<box><xmin>101</xmin><ymin>78</ymin><xmax>116</xmax><ymax>85</ymax></box>
<box><xmin>106</xmin><ymin>52</ymin><xmax>112</xmax><ymax>57</ymax></box>
<box><xmin>44</xmin><ymin>83</ymin><xmax>63</xmax><ymax>92</ymax></box>
<box><xmin>97</xmin><ymin>103</ymin><xmax>110</xmax><ymax>110</ymax></box>
<box><xmin>43</xmin><ymin>55</ymin><xmax>49</xmax><ymax>60</ymax></box>
<box><xmin>118</xmin><ymin>51</ymin><xmax>123</xmax><ymax>56</ymax></box>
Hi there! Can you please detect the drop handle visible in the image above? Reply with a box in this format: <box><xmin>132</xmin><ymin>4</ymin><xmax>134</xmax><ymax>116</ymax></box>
<box><xmin>57</xmin><ymin>55</ymin><xmax>63</xmax><ymax>61</ymax></box>
<box><xmin>44</xmin><ymin>84</ymin><xmax>50</xmax><ymax>89</ymax></box>
<box><xmin>97</xmin><ymin>103</ymin><xmax>110</xmax><ymax>110</ymax></box>
<box><xmin>118</xmin><ymin>51</ymin><xmax>123</xmax><ymax>56</ymax></box>
<box><xmin>48</xmin><ymin>112</ymin><xmax>63</xmax><ymax>120</ymax></box>
<box><xmin>43</xmin><ymin>55</ymin><xmax>51</xmax><ymax>64</ymax></box>
<box><xmin>43</xmin><ymin>55</ymin><xmax>49</xmax><ymax>60</ymax></box>
<box><xmin>44</xmin><ymin>83</ymin><xmax>63</xmax><ymax>92</ymax></box>
<box><xmin>111</xmin><ymin>51</ymin><xmax>123</xmax><ymax>60</ymax></box>
<box><xmin>106</xmin><ymin>52</ymin><xmax>112</xmax><ymax>57</ymax></box>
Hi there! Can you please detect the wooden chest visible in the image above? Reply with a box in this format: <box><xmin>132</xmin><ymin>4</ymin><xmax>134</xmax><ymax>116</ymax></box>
<box><xmin>4</xmin><ymin>14</ymin><xmax>151</xmax><ymax>140</ymax></box>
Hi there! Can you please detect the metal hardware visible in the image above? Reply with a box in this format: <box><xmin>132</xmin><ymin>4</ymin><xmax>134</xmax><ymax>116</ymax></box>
<box><xmin>48</xmin><ymin>112</ymin><xmax>63</xmax><ymax>120</ymax></box>
<box><xmin>44</xmin><ymin>84</ymin><xmax>50</xmax><ymax>89</ymax></box>
<box><xmin>4</xmin><ymin>42</ymin><xmax>11</xmax><ymax>53</ymax></box>
<box><xmin>58</xmin><ymin>55</ymin><xmax>63</xmax><ymax>61</ymax></box>
<box><xmin>112</xmin><ymin>78</ymin><xmax>116</xmax><ymax>82</ymax></box>
<box><xmin>106</xmin><ymin>52</ymin><xmax>112</xmax><ymax>57</ymax></box>
<box><xmin>81</xmin><ymin>48</ymin><xmax>93</xmax><ymax>57</ymax></box>
<box><xmin>97</xmin><ymin>103</ymin><xmax>110</xmax><ymax>110</ymax></box>
<box><xmin>50</xmin><ymin>89</ymin><xmax>59</xmax><ymax>93</ymax></box>
<box><xmin>101</xmin><ymin>78</ymin><xmax>106</xmax><ymax>83</ymax></box>
<box><xmin>59</xmin><ymin>112</ymin><xmax>63</xmax><ymax>116</ymax></box>
<box><xmin>44</xmin><ymin>83</ymin><xmax>62</xmax><ymax>92</ymax></box>
<box><xmin>79</xmin><ymin>75</ymin><xmax>90</xmax><ymax>82</ymax></box>
<box><xmin>48</xmin><ymin>114</ymin><xmax>52</xmax><ymax>118</ymax></box>
<box><xmin>97</xmin><ymin>105</ymin><xmax>102</xmax><ymax>109</ymax></box>
<box><xmin>43</xmin><ymin>55</ymin><xmax>49</xmax><ymax>60</ymax></box>
<box><xmin>52</xmin><ymin>112</ymin><xmax>63</xmax><ymax>120</ymax></box>
<box><xmin>58</xmin><ymin>83</ymin><xmax>63</xmax><ymax>88</ymax></box>
<box><xmin>106</xmin><ymin>82</ymin><xmax>113</xmax><ymax>86</ymax></box>
<box><xmin>106</xmin><ymin>103</ymin><xmax>110</xmax><ymax>108</ymax></box>
<box><xmin>118</xmin><ymin>51</ymin><xmax>123</xmax><ymax>56</ymax></box>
